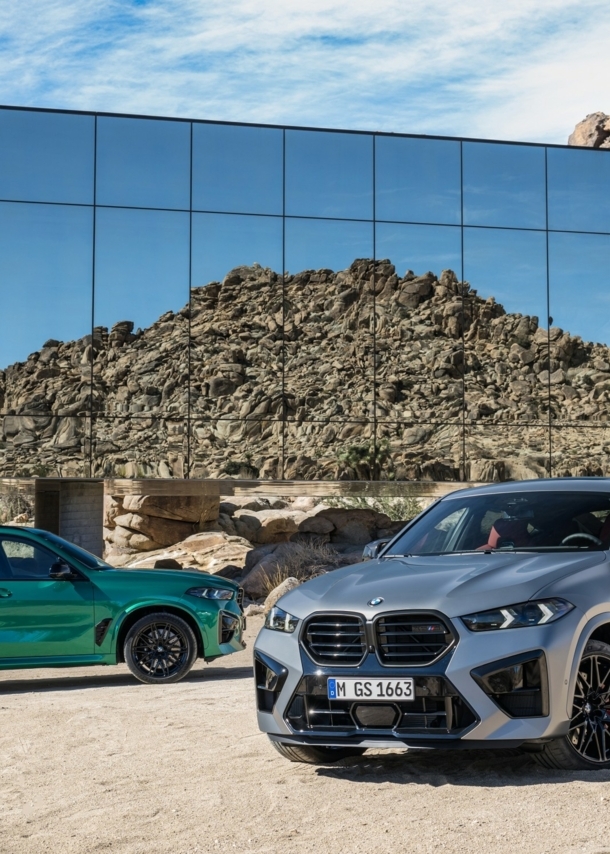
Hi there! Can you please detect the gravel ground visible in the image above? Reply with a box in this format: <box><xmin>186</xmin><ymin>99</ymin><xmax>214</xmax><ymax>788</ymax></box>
<box><xmin>1</xmin><ymin>616</ymin><xmax>610</xmax><ymax>854</ymax></box>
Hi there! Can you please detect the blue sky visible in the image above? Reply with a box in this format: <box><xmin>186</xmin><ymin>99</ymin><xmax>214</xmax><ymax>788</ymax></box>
<box><xmin>1</xmin><ymin>1</ymin><xmax>610</xmax><ymax>367</ymax></box>
<box><xmin>0</xmin><ymin>0</ymin><xmax>608</xmax><ymax>143</ymax></box>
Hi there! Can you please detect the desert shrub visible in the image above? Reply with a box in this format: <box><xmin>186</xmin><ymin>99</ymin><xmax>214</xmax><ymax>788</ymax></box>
<box><xmin>224</xmin><ymin>454</ymin><xmax>260</xmax><ymax>479</ymax></box>
<box><xmin>336</xmin><ymin>440</ymin><xmax>390</xmax><ymax>480</ymax></box>
<box><xmin>261</xmin><ymin>539</ymin><xmax>356</xmax><ymax>597</ymax></box>
<box><xmin>0</xmin><ymin>489</ymin><xmax>33</xmax><ymax>524</ymax></box>
<box><xmin>324</xmin><ymin>495</ymin><xmax>423</xmax><ymax>522</ymax></box>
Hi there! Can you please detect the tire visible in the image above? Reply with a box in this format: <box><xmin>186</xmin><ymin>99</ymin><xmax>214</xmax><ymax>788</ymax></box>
<box><xmin>124</xmin><ymin>612</ymin><xmax>198</xmax><ymax>685</ymax></box>
<box><xmin>270</xmin><ymin>738</ymin><xmax>366</xmax><ymax>765</ymax></box>
<box><xmin>534</xmin><ymin>640</ymin><xmax>610</xmax><ymax>770</ymax></box>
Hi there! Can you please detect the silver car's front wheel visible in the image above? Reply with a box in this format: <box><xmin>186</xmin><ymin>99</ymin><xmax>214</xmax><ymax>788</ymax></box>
<box><xmin>535</xmin><ymin>640</ymin><xmax>610</xmax><ymax>770</ymax></box>
<box><xmin>270</xmin><ymin>739</ymin><xmax>366</xmax><ymax>764</ymax></box>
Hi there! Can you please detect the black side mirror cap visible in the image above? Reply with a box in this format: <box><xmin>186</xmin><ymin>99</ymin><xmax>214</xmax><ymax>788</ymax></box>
<box><xmin>362</xmin><ymin>539</ymin><xmax>390</xmax><ymax>560</ymax></box>
<box><xmin>49</xmin><ymin>560</ymin><xmax>76</xmax><ymax>580</ymax></box>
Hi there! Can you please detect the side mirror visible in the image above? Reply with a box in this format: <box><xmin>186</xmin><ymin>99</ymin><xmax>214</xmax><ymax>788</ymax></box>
<box><xmin>362</xmin><ymin>539</ymin><xmax>390</xmax><ymax>560</ymax></box>
<box><xmin>49</xmin><ymin>560</ymin><xmax>76</xmax><ymax>580</ymax></box>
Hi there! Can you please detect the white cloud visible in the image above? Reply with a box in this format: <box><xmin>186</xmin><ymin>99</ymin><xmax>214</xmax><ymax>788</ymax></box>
<box><xmin>0</xmin><ymin>0</ymin><xmax>608</xmax><ymax>142</ymax></box>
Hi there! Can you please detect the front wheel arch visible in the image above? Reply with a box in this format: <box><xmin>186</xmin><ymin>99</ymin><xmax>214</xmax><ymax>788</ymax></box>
<box><xmin>115</xmin><ymin>605</ymin><xmax>204</xmax><ymax>663</ymax></box>
<box><xmin>565</xmin><ymin>613</ymin><xmax>610</xmax><ymax>719</ymax></box>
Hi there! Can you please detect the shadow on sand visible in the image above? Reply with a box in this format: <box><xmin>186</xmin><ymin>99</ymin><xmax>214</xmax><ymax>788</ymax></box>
<box><xmin>0</xmin><ymin>663</ymin><xmax>253</xmax><ymax>694</ymax></box>
<box><xmin>315</xmin><ymin>747</ymin><xmax>610</xmax><ymax>787</ymax></box>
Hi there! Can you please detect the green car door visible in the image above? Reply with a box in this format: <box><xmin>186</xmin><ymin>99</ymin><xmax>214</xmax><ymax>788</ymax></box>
<box><xmin>0</xmin><ymin>533</ymin><xmax>95</xmax><ymax>661</ymax></box>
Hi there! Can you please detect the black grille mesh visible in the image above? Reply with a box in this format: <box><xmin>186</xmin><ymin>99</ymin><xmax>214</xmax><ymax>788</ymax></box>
<box><xmin>375</xmin><ymin>614</ymin><xmax>453</xmax><ymax>665</ymax></box>
<box><xmin>303</xmin><ymin>615</ymin><xmax>366</xmax><ymax>665</ymax></box>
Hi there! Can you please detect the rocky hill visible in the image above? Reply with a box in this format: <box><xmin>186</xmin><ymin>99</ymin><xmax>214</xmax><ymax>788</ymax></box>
<box><xmin>2</xmin><ymin>258</ymin><xmax>610</xmax><ymax>482</ymax></box>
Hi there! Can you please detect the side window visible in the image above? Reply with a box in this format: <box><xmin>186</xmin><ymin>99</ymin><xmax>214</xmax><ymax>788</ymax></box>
<box><xmin>0</xmin><ymin>539</ymin><xmax>59</xmax><ymax>580</ymax></box>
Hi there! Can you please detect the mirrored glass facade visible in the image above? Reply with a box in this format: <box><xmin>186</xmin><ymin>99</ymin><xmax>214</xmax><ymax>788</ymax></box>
<box><xmin>1</xmin><ymin>106</ymin><xmax>609</xmax><ymax>481</ymax></box>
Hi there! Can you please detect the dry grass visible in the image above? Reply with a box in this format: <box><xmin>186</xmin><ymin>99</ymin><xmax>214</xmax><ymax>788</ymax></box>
<box><xmin>260</xmin><ymin>539</ymin><xmax>355</xmax><ymax>598</ymax></box>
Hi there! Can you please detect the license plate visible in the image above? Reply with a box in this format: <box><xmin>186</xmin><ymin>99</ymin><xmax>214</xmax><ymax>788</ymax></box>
<box><xmin>327</xmin><ymin>678</ymin><xmax>415</xmax><ymax>701</ymax></box>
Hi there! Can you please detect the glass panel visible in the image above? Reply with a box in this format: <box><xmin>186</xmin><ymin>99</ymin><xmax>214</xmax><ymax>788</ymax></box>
<box><xmin>284</xmin><ymin>421</ymin><xmax>373</xmax><ymax>480</ymax></box>
<box><xmin>285</xmin><ymin>130</ymin><xmax>372</xmax><ymax>219</ymax></box>
<box><xmin>96</xmin><ymin>116</ymin><xmax>190</xmax><ymax>210</ymax></box>
<box><xmin>0</xmin><ymin>416</ymin><xmax>89</xmax><ymax>477</ymax></box>
<box><xmin>465</xmin><ymin>425</ymin><xmax>550</xmax><ymax>482</ymax></box>
<box><xmin>463</xmin><ymin>142</ymin><xmax>546</xmax><ymax>229</ymax></box>
<box><xmin>376</xmin><ymin>223</ymin><xmax>461</xmax><ymax>277</ymax></box>
<box><xmin>375</xmin><ymin>225</ymin><xmax>462</xmax><ymax>422</ymax></box>
<box><xmin>376</xmin><ymin>422</ymin><xmax>463</xmax><ymax>481</ymax></box>
<box><xmin>0</xmin><ymin>202</ymin><xmax>93</xmax><ymax>414</ymax></box>
<box><xmin>192</xmin><ymin>123</ymin><xmax>282</xmax><ymax>215</ymax></box>
<box><xmin>552</xmin><ymin>427</ymin><xmax>610</xmax><ymax>477</ymax></box>
<box><xmin>548</xmin><ymin>147</ymin><xmax>610</xmax><ymax>233</ymax></box>
<box><xmin>463</xmin><ymin>227</ymin><xmax>549</xmax><ymax>423</ymax></box>
<box><xmin>284</xmin><ymin>218</ymin><xmax>374</xmax><ymax>420</ymax></box>
<box><xmin>93</xmin><ymin>208</ymin><xmax>190</xmax><ymax>415</ymax></box>
<box><xmin>0</xmin><ymin>109</ymin><xmax>94</xmax><ymax>204</ymax></box>
<box><xmin>375</xmin><ymin>136</ymin><xmax>460</xmax><ymax>225</ymax></box>
<box><xmin>92</xmin><ymin>416</ymin><xmax>186</xmax><ymax>478</ymax></box>
<box><xmin>548</xmin><ymin>231</ymin><xmax>610</xmax><ymax>423</ymax></box>
<box><xmin>190</xmin><ymin>420</ymin><xmax>282</xmax><ymax>480</ymax></box>
<box><xmin>190</xmin><ymin>214</ymin><xmax>283</xmax><ymax>419</ymax></box>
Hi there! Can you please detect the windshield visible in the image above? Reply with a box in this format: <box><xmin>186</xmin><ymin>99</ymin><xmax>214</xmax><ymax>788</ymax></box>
<box><xmin>37</xmin><ymin>531</ymin><xmax>110</xmax><ymax>569</ymax></box>
<box><xmin>385</xmin><ymin>491</ymin><xmax>610</xmax><ymax>557</ymax></box>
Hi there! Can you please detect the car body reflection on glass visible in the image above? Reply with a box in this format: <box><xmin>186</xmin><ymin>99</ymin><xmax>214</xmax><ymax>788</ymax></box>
<box><xmin>255</xmin><ymin>478</ymin><xmax>610</xmax><ymax>770</ymax></box>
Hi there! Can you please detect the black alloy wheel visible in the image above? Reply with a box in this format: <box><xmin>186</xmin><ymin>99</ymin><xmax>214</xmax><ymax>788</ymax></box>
<box><xmin>124</xmin><ymin>612</ymin><xmax>198</xmax><ymax>684</ymax></box>
<box><xmin>534</xmin><ymin>640</ymin><xmax>610</xmax><ymax>769</ymax></box>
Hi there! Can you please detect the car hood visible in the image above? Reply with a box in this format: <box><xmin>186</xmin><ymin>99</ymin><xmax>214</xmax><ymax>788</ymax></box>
<box><xmin>94</xmin><ymin>566</ymin><xmax>237</xmax><ymax>590</ymax></box>
<box><xmin>278</xmin><ymin>551</ymin><xmax>607</xmax><ymax>620</ymax></box>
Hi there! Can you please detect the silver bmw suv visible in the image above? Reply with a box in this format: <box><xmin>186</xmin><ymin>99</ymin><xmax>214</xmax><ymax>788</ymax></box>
<box><xmin>254</xmin><ymin>479</ymin><xmax>610</xmax><ymax>770</ymax></box>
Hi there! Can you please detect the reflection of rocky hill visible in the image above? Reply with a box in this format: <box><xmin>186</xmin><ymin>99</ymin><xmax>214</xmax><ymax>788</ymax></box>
<box><xmin>2</xmin><ymin>259</ymin><xmax>610</xmax><ymax>481</ymax></box>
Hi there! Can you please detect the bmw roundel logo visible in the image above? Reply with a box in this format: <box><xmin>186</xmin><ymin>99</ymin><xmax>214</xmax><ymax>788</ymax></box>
<box><xmin>368</xmin><ymin>597</ymin><xmax>384</xmax><ymax>606</ymax></box>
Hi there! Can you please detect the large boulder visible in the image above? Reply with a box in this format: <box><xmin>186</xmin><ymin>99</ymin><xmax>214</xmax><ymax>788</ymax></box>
<box><xmin>113</xmin><ymin>531</ymin><xmax>252</xmax><ymax>572</ymax></box>
<box><xmin>122</xmin><ymin>494</ymin><xmax>219</xmax><ymax>523</ymax></box>
<box><xmin>568</xmin><ymin>112</ymin><xmax>610</xmax><ymax>148</ymax></box>
<box><xmin>233</xmin><ymin>508</ymin><xmax>307</xmax><ymax>544</ymax></box>
<box><xmin>103</xmin><ymin>493</ymin><xmax>220</xmax><ymax>558</ymax></box>
<box><xmin>112</xmin><ymin>512</ymin><xmax>194</xmax><ymax>547</ymax></box>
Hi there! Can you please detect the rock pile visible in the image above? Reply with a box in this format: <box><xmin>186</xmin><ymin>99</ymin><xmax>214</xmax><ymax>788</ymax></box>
<box><xmin>3</xmin><ymin>258</ymin><xmax>610</xmax><ymax>479</ymax></box>
<box><xmin>104</xmin><ymin>493</ymin><xmax>221</xmax><ymax>565</ymax></box>
<box><xmin>111</xmin><ymin>493</ymin><xmax>404</xmax><ymax>599</ymax></box>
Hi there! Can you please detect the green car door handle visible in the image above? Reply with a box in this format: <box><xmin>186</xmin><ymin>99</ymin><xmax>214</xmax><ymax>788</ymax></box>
<box><xmin>0</xmin><ymin>589</ymin><xmax>12</xmax><ymax>598</ymax></box>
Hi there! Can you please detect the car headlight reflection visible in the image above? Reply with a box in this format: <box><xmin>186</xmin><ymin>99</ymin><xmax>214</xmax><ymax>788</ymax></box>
<box><xmin>461</xmin><ymin>598</ymin><xmax>574</xmax><ymax>631</ymax></box>
<box><xmin>265</xmin><ymin>606</ymin><xmax>298</xmax><ymax>633</ymax></box>
<box><xmin>186</xmin><ymin>586</ymin><xmax>234</xmax><ymax>600</ymax></box>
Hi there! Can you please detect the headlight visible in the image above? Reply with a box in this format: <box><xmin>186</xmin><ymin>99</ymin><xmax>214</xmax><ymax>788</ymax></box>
<box><xmin>186</xmin><ymin>586</ymin><xmax>234</xmax><ymax>600</ymax></box>
<box><xmin>265</xmin><ymin>606</ymin><xmax>298</xmax><ymax>633</ymax></box>
<box><xmin>461</xmin><ymin>598</ymin><xmax>574</xmax><ymax>632</ymax></box>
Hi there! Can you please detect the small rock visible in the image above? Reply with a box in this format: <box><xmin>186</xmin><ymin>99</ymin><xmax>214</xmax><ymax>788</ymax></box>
<box><xmin>263</xmin><ymin>577</ymin><xmax>301</xmax><ymax>614</ymax></box>
<box><xmin>244</xmin><ymin>603</ymin><xmax>265</xmax><ymax>617</ymax></box>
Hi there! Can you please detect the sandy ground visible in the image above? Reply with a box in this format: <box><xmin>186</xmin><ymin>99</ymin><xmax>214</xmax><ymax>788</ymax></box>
<box><xmin>1</xmin><ymin>616</ymin><xmax>610</xmax><ymax>854</ymax></box>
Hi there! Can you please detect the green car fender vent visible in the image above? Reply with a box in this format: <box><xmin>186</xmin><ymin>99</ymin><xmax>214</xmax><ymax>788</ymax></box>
<box><xmin>95</xmin><ymin>618</ymin><xmax>112</xmax><ymax>647</ymax></box>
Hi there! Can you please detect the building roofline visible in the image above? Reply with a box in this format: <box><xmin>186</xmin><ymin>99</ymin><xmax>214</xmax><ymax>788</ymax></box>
<box><xmin>0</xmin><ymin>103</ymin><xmax>607</xmax><ymax>153</ymax></box>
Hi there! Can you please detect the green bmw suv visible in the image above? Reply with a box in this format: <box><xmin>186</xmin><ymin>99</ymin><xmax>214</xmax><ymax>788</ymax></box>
<box><xmin>0</xmin><ymin>525</ymin><xmax>245</xmax><ymax>683</ymax></box>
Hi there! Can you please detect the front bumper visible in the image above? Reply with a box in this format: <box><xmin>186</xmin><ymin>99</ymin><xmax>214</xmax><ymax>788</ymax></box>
<box><xmin>254</xmin><ymin>607</ymin><xmax>583</xmax><ymax>748</ymax></box>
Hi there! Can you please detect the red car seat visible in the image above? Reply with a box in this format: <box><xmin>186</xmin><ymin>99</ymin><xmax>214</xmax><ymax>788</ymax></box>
<box><xmin>481</xmin><ymin>518</ymin><xmax>532</xmax><ymax>549</ymax></box>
